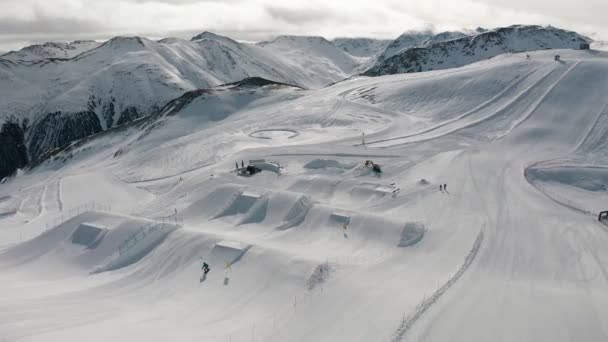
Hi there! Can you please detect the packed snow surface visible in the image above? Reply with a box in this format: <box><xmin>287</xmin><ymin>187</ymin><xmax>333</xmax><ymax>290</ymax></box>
<box><xmin>2</xmin><ymin>48</ymin><xmax>608</xmax><ymax>342</ymax></box>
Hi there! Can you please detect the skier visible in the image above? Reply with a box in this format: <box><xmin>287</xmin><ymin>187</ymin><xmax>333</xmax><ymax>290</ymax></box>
<box><xmin>236</xmin><ymin>161</ymin><xmax>239</xmax><ymax>170</ymax></box>
<box><xmin>444</xmin><ymin>184</ymin><xmax>447</xmax><ymax>192</ymax></box>
<box><xmin>439</xmin><ymin>184</ymin><xmax>443</xmax><ymax>192</ymax></box>
<box><xmin>241</xmin><ymin>160</ymin><xmax>244</xmax><ymax>168</ymax></box>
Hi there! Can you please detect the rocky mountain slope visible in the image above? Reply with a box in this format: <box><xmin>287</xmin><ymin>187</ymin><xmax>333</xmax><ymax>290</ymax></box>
<box><xmin>331</xmin><ymin>38</ymin><xmax>392</xmax><ymax>57</ymax></box>
<box><xmin>364</xmin><ymin>25</ymin><xmax>591</xmax><ymax>76</ymax></box>
<box><xmin>1</xmin><ymin>41</ymin><xmax>102</xmax><ymax>61</ymax></box>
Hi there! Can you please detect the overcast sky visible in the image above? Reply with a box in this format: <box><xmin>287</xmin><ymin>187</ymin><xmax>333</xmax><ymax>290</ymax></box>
<box><xmin>0</xmin><ymin>0</ymin><xmax>605</xmax><ymax>52</ymax></box>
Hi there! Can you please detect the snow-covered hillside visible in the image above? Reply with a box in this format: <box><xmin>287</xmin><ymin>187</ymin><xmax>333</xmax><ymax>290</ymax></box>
<box><xmin>256</xmin><ymin>35</ymin><xmax>362</xmax><ymax>82</ymax></box>
<box><xmin>1</xmin><ymin>40</ymin><xmax>102</xmax><ymax>61</ymax></box>
<box><xmin>2</xmin><ymin>48</ymin><xmax>608</xmax><ymax>342</ymax></box>
<box><xmin>377</xmin><ymin>30</ymin><xmax>435</xmax><ymax>60</ymax></box>
<box><xmin>0</xmin><ymin>32</ymin><xmax>364</xmax><ymax>160</ymax></box>
<box><xmin>366</xmin><ymin>25</ymin><xmax>591</xmax><ymax>76</ymax></box>
<box><xmin>0</xmin><ymin>25</ymin><xmax>595</xmax><ymax>181</ymax></box>
<box><xmin>331</xmin><ymin>37</ymin><xmax>392</xmax><ymax>57</ymax></box>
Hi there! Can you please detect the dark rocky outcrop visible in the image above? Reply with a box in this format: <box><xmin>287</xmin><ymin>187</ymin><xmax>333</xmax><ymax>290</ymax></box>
<box><xmin>0</xmin><ymin>116</ymin><xmax>28</xmax><ymax>179</ymax></box>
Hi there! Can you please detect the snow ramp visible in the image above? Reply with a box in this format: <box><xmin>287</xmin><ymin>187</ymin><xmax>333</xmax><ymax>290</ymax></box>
<box><xmin>207</xmin><ymin>240</ymin><xmax>251</xmax><ymax>268</ymax></box>
<box><xmin>0</xmin><ymin>211</ymin><xmax>152</xmax><ymax>274</ymax></box>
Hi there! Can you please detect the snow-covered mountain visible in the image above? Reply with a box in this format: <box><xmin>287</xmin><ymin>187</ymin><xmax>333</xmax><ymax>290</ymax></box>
<box><xmin>0</xmin><ymin>32</ymin><xmax>364</xmax><ymax>161</ymax></box>
<box><xmin>256</xmin><ymin>35</ymin><xmax>362</xmax><ymax>82</ymax></box>
<box><xmin>1</xmin><ymin>40</ymin><xmax>101</xmax><ymax>62</ymax></box>
<box><xmin>331</xmin><ymin>38</ymin><xmax>392</xmax><ymax>57</ymax></box>
<box><xmin>377</xmin><ymin>30</ymin><xmax>435</xmax><ymax>60</ymax></box>
<box><xmin>365</xmin><ymin>25</ymin><xmax>591</xmax><ymax>76</ymax></box>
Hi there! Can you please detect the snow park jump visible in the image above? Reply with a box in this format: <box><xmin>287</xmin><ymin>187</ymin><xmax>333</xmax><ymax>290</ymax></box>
<box><xmin>1</xmin><ymin>24</ymin><xmax>608</xmax><ymax>342</ymax></box>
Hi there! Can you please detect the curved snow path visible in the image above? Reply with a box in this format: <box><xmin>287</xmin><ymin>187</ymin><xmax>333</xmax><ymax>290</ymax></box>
<box><xmin>249</xmin><ymin>129</ymin><xmax>300</xmax><ymax>139</ymax></box>
<box><xmin>366</xmin><ymin>62</ymin><xmax>577</xmax><ymax>147</ymax></box>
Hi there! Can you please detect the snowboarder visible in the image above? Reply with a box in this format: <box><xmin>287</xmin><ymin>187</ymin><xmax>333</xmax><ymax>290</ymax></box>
<box><xmin>200</xmin><ymin>262</ymin><xmax>211</xmax><ymax>282</ymax></box>
<box><xmin>236</xmin><ymin>162</ymin><xmax>239</xmax><ymax>170</ymax></box>
<box><xmin>444</xmin><ymin>184</ymin><xmax>447</xmax><ymax>192</ymax></box>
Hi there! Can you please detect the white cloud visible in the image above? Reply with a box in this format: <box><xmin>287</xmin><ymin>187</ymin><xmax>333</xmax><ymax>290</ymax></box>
<box><xmin>0</xmin><ymin>0</ymin><xmax>605</xmax><ymax>51</ymax></box>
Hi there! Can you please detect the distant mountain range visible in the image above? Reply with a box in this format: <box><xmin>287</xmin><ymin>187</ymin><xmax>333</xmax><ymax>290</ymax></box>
<box><xmin>0</xmin><ymin>25</ymin><xmax>593</xmax><ymax>179</ymax></box>
<box><xmin>364</xmin><ymin>25</ymin><xmax>590</xmax><ymax>76</ymax></box>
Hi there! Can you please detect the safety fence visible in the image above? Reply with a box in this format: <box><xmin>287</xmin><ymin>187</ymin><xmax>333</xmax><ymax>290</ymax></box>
<box><xmin>147</xmin><ymin>213</ymin><xmax>184</xmax><ymax>226</ymax></box>
<box><xmin>45</xmin><ymin>202</ymin><xmax>112</xmax><ymax>231</ymax></box>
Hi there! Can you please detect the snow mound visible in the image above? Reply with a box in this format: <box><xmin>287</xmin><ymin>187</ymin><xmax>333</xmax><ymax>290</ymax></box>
<box><xmin>398</xmin><ymin>222</ymin><xmax>425</xmax><ymax>247</ymax></box>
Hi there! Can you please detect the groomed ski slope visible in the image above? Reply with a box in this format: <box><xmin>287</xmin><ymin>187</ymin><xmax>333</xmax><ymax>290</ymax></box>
<box><xmin>2</xmin><ymin>48</ymin><xmax>608</xmax><ymax>342</ymax></box>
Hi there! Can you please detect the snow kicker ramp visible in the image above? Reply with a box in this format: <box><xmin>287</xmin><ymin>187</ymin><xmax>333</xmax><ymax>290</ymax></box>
<box><xmin>0</xmin><ymin>211</ymin><xmax>175</xmax><ymax>274</ymax></box>
<box><xmin>183</xmin><ymin>184</ymin><xmax>314</xmax><ymax>229</ymax></box>
<box><xmin>207</xmin><ymin>240</ymin><xmax>251</xmax><ymax>268</ymax></box>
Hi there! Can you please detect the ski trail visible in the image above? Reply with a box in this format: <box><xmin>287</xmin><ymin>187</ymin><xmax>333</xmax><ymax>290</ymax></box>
<box><xmin>356</xmin><ymin>67</ymin><xmax>539</xmax><ymax>146</ymax></box>
<box><xmin>18</xmin><ymin>190</ymin><xmax>32</xmax><ymax>212</ymax></box>
<box><xmin>57</xmin><ymin>178</ymin><xmax>63</xmax><ymax>212</ymax></box>
<box><xmin>40</xmin><ymin>183</ymin><xmax>49</xmax><ymax>216</ymax></box>
<box><xmin>574</xmin><ymin>103</ymin><xmax>608</xmax><ymax>153</ymax></box>
<box><xmin>20</xmin><ymin>186</ymin><xmax>44</xmax><ymax>218</ymax></box>
<box><xmin>493</xmin><ymin>61</ymin><xmax>582</xmax><ymax>140</ymax></box>
<box><xmin>367</xmin><ymin>64</ymin><xmax>567</xmax><ymax>147</ymax></box>
<box><xmin>391</xmin><ymin>152</ymin><xmax>488</xmax><ymax>342</ymax></box>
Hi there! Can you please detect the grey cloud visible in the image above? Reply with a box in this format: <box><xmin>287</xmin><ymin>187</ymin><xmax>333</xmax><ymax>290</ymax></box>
<box><xmin>264</xmin><ymin>5</ymin><xmax>332</xmax><ymax>25</ymax></box>
<box><xmin>0</xmin><ymin>15</ymin><xmax>104</xmax><ymax>36</ymax></box>
<box><xmin>128</xmin><ymin>0</ymin><xmax>240</xmax><ymax>4</ymax></box>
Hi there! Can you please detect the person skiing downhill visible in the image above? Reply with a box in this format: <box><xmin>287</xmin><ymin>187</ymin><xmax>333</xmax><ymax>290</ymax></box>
<box><xmin>241</xmin><ymin>160</ymin><xmax>245</xmax><ymax>168</ymax></box>
<box><xmin>444</xmin><ymin>184</ymin><xmax>447</xmax><ymax>192</ymax></box>
<box><xmin>439</xmin><ymin>184</ymin><xmax>443</xmax><ymax>191</ymax></box>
